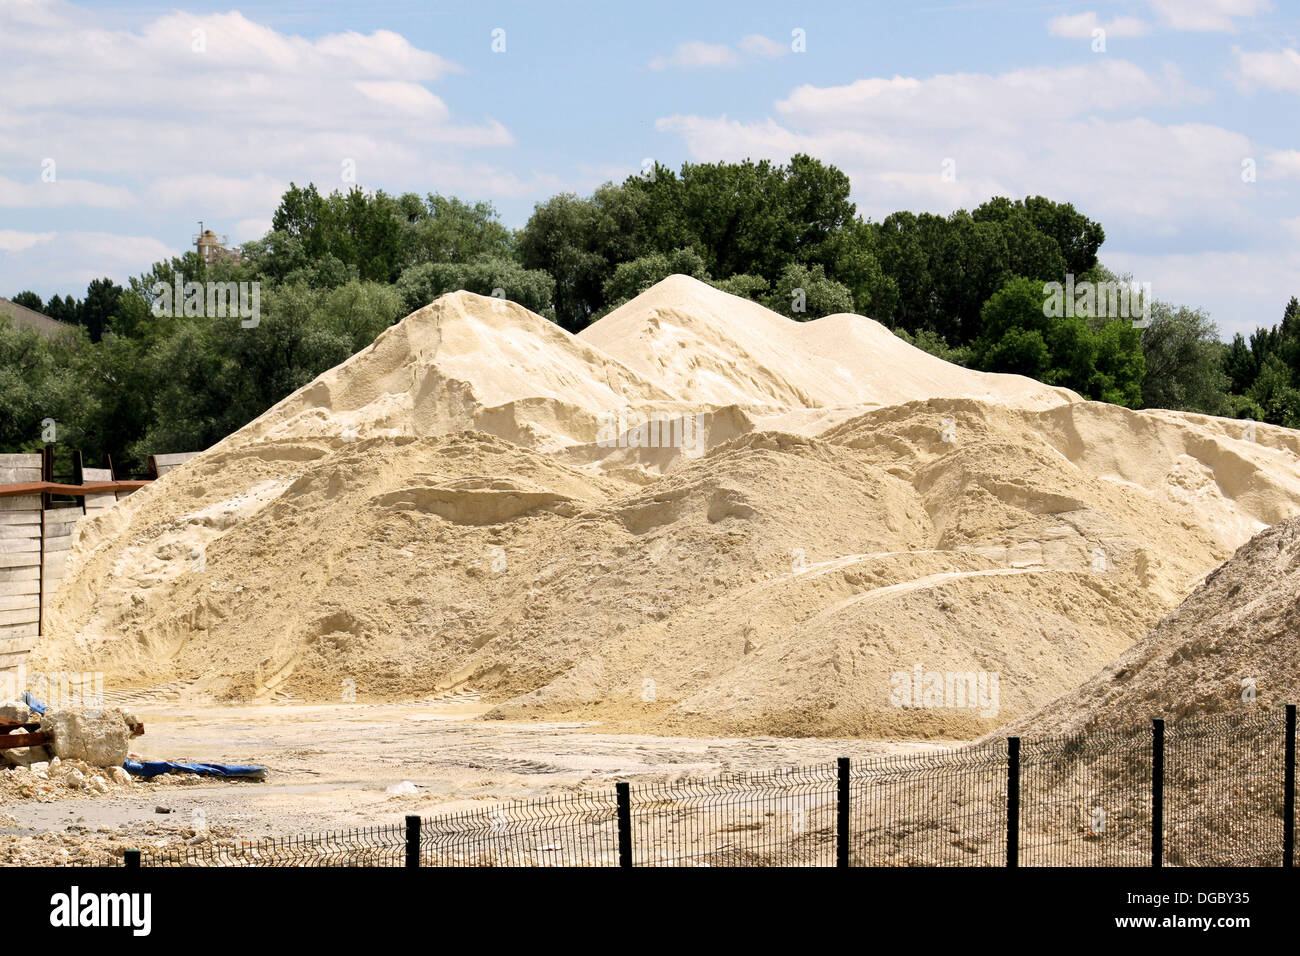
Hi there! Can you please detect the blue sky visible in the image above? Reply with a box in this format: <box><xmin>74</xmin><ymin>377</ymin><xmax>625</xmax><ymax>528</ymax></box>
<box><xmin>1</xmin><ymin>0</ymin><xmax>1297</xmax><ymax>337</ymax></box>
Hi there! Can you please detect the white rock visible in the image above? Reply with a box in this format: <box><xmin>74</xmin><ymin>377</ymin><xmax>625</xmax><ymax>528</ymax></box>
<box><xmin>1</xmin><ymin>727</ymin><xmax>48</xmax><ymax>768</ymax></box>
<box><xmin>0</xmin><ymin>702</ymin><xmax>32</xmax><ymax>723</ymax></box>
<box><xmin>42</xmin><ymin>708</ymin><xmax>133</xmax><ymax>767</ymax></box>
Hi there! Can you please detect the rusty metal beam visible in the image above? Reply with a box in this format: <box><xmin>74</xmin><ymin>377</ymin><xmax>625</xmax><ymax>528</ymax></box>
<box><xmin>0</xmin><ymin>480</ymin><xmax>151</xmax><ymax>499</ymax></box>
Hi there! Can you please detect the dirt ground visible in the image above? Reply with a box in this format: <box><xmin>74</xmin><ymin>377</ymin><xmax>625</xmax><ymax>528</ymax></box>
<box><xmin>1</xmin><ymin>697</ymin><xmax>947</xmax><ymax>863</ymax></box>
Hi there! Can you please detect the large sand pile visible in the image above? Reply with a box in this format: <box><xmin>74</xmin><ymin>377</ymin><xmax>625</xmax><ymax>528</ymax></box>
<box><xmin>30</xmin><ymin>276</ymin><xmax>1300</xmax><ymax>737</ymax></box>
<box><xmin>1002</xmin><ymin>513</ymin><xmax>1300</xmax><ymax>739</ymax></box>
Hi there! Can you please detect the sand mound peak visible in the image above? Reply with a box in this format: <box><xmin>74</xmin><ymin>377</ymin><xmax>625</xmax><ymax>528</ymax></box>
<box><xmin>213</xmin><ymin>288</ymin><xmax>682</xmax><ymax>456</ymax></box>
<box><xmin>581</xmin><ymin>276</ymin><xmax>1077</xmax><ymax>414</ymax></box>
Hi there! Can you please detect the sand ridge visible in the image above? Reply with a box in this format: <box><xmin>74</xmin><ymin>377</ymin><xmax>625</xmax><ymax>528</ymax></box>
<box><xmin>30</xmin><ymin>276</ymin><xmax>1300</xmax><ymax>737</ymax></box>
<box><xmin>1001</xmin><ymin>513</ymin><xmax>1300</xmax><ymax>738</ymax></box>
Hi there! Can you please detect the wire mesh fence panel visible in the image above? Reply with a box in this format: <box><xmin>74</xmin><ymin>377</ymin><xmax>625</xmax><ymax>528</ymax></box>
<box><xmin>137</xmin><ymin>824</ymin><xmax>407</xmax><ymax>867</ymax></box>
<box><xmin>421</xmin><ymin>789</ymin><xmax>619</xmax><ymax>866</ymax></box>
<box><xmin>1019</xmin><ymin>725</ymin><xmax>1151</xmax><ymax>866</ymax></box>
<box><xmin>850</xmin><ymin>741</ymin><xmax>1008</xmax><ymax>866</ymax></box>
<box><xmin>81</xmin><ymin>710</ymin><xmax>1295</xmax><ymax>867</ymax></box>
<box><xmin>1165</xmin><ymin>708</ymin><xmax>1286</xmax><ymax>867</ymax></box>
<box><xmin>628</xmin><ymin>764</ymin><xmax>839</xmax><ymax>866</ymax></box>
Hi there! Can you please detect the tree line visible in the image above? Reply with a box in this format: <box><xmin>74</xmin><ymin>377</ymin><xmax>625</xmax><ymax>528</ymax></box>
<box><xmin>3</xmin><ymin>155</ymin><xmax>1297</xmax><ymax>472</ymax></box>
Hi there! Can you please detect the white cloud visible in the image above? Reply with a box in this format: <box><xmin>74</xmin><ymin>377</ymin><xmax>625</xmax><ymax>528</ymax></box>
<box><xmin>657</xmin><ymin>60</ymin><xmax>1264</xmax><ymax>250</ymax></box>
<box><xmin>233</xmin><ymin>219</ymin><xmax>274</xmax><ymax>243</ymax></box>
<box><xmin>354</xmin><ymin>81</ymin><xmax>450</xmax><ymax>118</ymax></box>
<box><xmin>738</xmin><ymin>34</ymin><xmax>789</xmax><ymax>58</ymax></box>
<box><xmin>423</xmin><ymin>163</ymin><xmax>566</xmax><ymax>200</ymax></box>
<box><xmin>649</xmin><ymin>35</ymin><xmax>787</xmax><ymax>71</ymax></box>
<box><xmin>0</xmin><ymin>231</ymin><xmax>180</xmax><ymax>295</ymax></box>
<box><xmin>1104</xmin><ymin>248</ymin><xmax>1300</xmax><ymax>337</ymax></box>
<box><xmin>650</xmin><ymin>41</ymin><xmax>741</xmax><ymax>71</ymax></box>
<box><xmin>1146</xmin><ymin>0</ymin><xmax>1272</xmax><ymax>32</ymax></box>
<box><xmin>0</xmin><ymin>230</ymin><xmax>57</xmax><ymax>254</ymax></box>
<box><xmin>655</xmin><ymin>56</ymin><xmax>1300</xmax><ymax>333</ymax></box>
<box><xmin>0</xmin><ymin>175</ymin><xmax>132</xmax><ymax>208</ymax></box>
<box><xmin>1234</xmin><ymin>47</ymin><xmax>1300</xmax><ymax>93</ymax></box>
<box><xmin>146</xmin><ymin>173</ymin><xmax>288</xmax><ymax>213</ymax></box>
<box><xmin>1265</xmin><ymin>151</ymin><xmax>1300</xmax><ymax>178</ymax></box>
<box><xmin>0</xmin><ymin>1</ymin><xmax>522</xmax><ymax>294</ymax></box>
<box><xmin>1049</xmin><ymin>12</ymin><xmax>1148</xmax><ymax>39</ymax></box>
<box><xmin>772</xmin><ymin>60</ymin><xmax>1205</xmax><ymax>127</ymax></box>
<box><xmin>0</xmin><ymin>3</ymin><xmax>507</xmax><ymax>205</ymax></box>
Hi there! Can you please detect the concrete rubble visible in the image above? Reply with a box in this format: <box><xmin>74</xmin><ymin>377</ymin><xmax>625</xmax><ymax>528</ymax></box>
<box><xmin>41</xmin><ymin>707</ymin><xmax>138</xmax><ymax>767</ymax></box>
<box><xmin>2</xmin><ymin>703</ymin><xmax>141</xmax><ymax>772</ymax></box>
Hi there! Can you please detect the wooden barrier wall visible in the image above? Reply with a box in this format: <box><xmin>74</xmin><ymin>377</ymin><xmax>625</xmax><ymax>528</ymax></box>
<box><xmin>0</xmin><ymin>448</ymin><xmax>197</xmax><ymax>680</ymax></box>
<box><xmin>0</xmin><ymin>454</ymin><xmax>42</xmax><ymax>673</ymax></box>
<box><xmin>0</xmin><ymin>458</ymin><xmax>140</xmax><ymax>678</ymax></box>
<box><xmin>149</xmin><ymin>452</ymin><xmax>199</xmax><ymax>478</ymax></box>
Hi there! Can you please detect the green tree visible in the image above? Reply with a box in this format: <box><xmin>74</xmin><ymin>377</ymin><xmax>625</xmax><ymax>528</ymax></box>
<box><xmin>518</xmin><ymin>154</ymin><xmax>862</xmax><ymax>329</ymax></box>
<box><xmin>401</xmin><ymin>194</ymin><xmax>514</xmax><ymax>267</ymax></box>
<box><xmin>132</xmin><ymin>284</ymin><xmax>355</xmax><ymax>457</ymax></box>
<box><xmin>764</xmin><ymin>263</ymin><xmax>855</xmax><ymax>320</ymax></box>
<box><xmin>79</xmin><ymin>277</ymin><xmax>125</xmax><ymax>343</ymax></box>
<box><xmin>9</xmin><ymin>291</ymin><xmax>44</xmax><ymax>312</ymax></box>
<box><xmin>1219</xmin><ymin>295</ymin><xmax>1300</xmax><ymax>425</ymax></box>
<box><xmin>1090</xmin><ymin>318</ymin><xmax>1145</xmax><ymax>407</ymax></box>
<box><xmin>602</xmin><ymin>248</ymin><xmax>711</xmax><ymax>309</ymax></box>
<box><xmin>710</xmin><ymin>274</ymin><xmax>769</xmax><ymax>301</ymax></box>
<box><xmin>891</xmin><ymin>328</ymin><xmax>973</xmax><ymax>367</ymax></box>
<box><xmin>1247</xmin><ymin>354</ymin><xmax>1300</xmax><ymax>428</ymax></box>
<box><xmin>0</xmin><ymin>317</ymin><xmax>96</xmax><ymax>452</ymax></box>
<box><xmin>516</xmin><ymin>191</ymin><xmax>619</xmax><ymax>330</ymax></box>
<box><xmin>973</xmin><ymin>196</ymin><xmax>1103</xmax><ymax>276</ymax></box>
<box><xmin>395</xmin><ymin>258</ymin><xmax>555</xmax><ymax>318</ymax></box>
<box><xmin>1223</xmin><ymin>333</ymin><xmax>1257</xmax><ymax>396</ymax></box>
<box><xmin>43</xmin><ymin>293</ymin><xmax>81</xmax><ymax>325</ymax></box>
<box><xmin>316</xmin><ymin>281</ymin><xmax>407</xmax><ymax>352</ymax></box>
<box><xmin>972</xmin><ymin>277</ymin><xmax>1143</xmax><ymax>405</ymax></box>
<box><xmin>1138</xmin><ymin>303</ymin><xmax>1229</xmax><ymax>414</ymax></box>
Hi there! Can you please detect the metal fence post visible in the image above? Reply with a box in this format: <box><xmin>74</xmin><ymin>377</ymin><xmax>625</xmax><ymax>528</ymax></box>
<box><xmin>405</xmin><ymin>814</ymin><xmax>421</xmax><ymax>868</ymax></box>
<box><xmin>1007</xmin><ymin>737</ymin><xmax>1020</xmax><ymax>868</ymax></box>
<box><xmin>1285</xmin><ymin>704</ymin><xmax>1296</xmax><ymax>868</ymax></box>
<box><xmin>1152</xmin><ymin>718</ymin><xmax>1164</xmax><ymax>868</ymax></box>
<box><xmin>836</xmin><ymin>757</ymin><xmax>850</xmax><ymax>868</ymax></box>
<box><xmin>124</xmin><ymin>849</ymin><xmax>140</xmax><ymax>868</ymax></box>
<box><xmin>616</xmin><ymin>782</ymin><xmax>632</xmax><ymax>868</ymax></box>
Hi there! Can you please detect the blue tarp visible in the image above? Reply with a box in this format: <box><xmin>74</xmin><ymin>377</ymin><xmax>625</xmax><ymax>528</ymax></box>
<box><xmin>123</xmin><ymin>759</ymin><xmax>267</xmax><ymax>781</ymax></box>
<box><xmin>19</xmin><ymin>693</ymin><xmax>265</xmax><ymax>780</ymax></box>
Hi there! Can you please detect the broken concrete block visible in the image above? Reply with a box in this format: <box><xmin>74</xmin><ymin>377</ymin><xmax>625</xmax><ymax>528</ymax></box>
<box><xmin>0</xmin><ymin>702</ymin><xmax>32</xmax><ymax>723</ymax></box>
<box><xmin>41</xmin><ymin>708</ymin><xmax>134</xmax><ymax>767</ymax></box>
<box><xmin>1</xmin><ymin>727</ymin><xmax>49</xmax><ymax>768</ymax></box>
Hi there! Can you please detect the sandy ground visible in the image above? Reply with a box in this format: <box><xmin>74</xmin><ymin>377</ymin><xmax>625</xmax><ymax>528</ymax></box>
<box><xmin>2</xmin><ymin>699</ymin><xmax>946</xmax><ymax>847</ymax></box>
